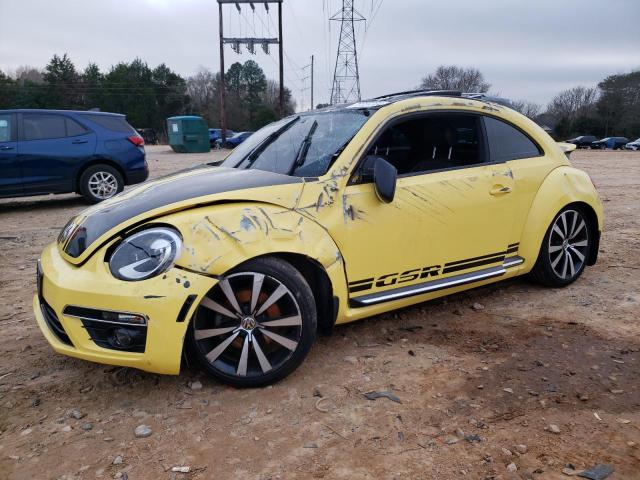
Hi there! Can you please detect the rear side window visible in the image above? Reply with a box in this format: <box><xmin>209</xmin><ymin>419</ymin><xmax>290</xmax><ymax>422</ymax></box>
<box><xmin>81</xmin><ymin>114</ymin><xmax>135</xmax><ymax>133</ymax></box>
<box><xmin>65</xmin><ymin>117</ymin><xmax>88</xmax><ymax>136</ymax></box>
<box><xmin>23</xmin><ymin>114</ymin><xmax>66</xmax><ymax>140</ymax></box>
<box><xmin>0</xmin><ymin>114</ymin><xmax>14</xmax><ymax>142</ymax></box>
<box><xmin>484</xmin><ymin>116</ymin><xmax>541</xmax><ymax>162</ymax></box>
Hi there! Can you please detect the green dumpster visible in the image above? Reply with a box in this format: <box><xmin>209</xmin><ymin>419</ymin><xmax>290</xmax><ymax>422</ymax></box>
<box><xmin>167</xmin><ymin>116</ymin><xmax>210</xmax><ymax>153</ymax></box>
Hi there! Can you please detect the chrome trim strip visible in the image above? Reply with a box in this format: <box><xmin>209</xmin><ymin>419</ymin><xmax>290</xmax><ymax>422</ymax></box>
<box><xmin>503</xmin><ymin>256</ymin><xmax>524</xmax><ymax>268</ymax></box>
<box><xmin>350</xmin><ymin>256</ymin><xmax>525</xmax><ymax>307</ymax></box>
<box><xmin>62</xmin><ymin>305</ymin><xmax>149</xmax><ymax>326</ymax></box>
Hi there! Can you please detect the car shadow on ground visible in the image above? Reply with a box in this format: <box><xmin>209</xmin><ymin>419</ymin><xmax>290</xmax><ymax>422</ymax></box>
<box><xmin>0</xmin><ymin>195</ymin><xmax>86</xmax><ymax>214</ymax></box>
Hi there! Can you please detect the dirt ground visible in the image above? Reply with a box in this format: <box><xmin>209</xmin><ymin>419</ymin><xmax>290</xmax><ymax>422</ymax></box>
<box><xmin>0</xmin><ymin>147</ymin><xmax>639</xmax><ymax>480</ymax></box>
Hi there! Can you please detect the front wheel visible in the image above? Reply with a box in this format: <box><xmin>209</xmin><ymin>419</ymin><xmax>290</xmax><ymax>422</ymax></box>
<box><xmin>530</xmin><ymin>207</ymin><xmax>591</xmax><ymax>287</ymax></box>
<box><xmin>187</xmin><ymin>257</ymin><xmax>317</xmax><ymax>387</ymax></box>
<box><xmin>79</xmin><ymin>164</ymin><xmax>124</xmax><ymax>203</ymax></box>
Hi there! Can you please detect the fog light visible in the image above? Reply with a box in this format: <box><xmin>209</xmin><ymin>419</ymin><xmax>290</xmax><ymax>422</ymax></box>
<box><xmin>113</xmin><ymin>328</ymin><xmax>134</xmax><ymax>348</ymax></box>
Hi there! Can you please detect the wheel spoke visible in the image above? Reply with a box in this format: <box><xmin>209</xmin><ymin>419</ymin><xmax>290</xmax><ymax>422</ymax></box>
<box><xmin>205</xmin><ymin>331</ymin><xmax>240</xmax><ymax>363</ymax></box>
<box><xmin>252</xmin><ymin>336</ymin><xmax>272</xmax><ymax>373</ymax></box>
<box><xmin>194</xmin><ymin>326</ymin><xmax>237</xmax><ymax>340</ymax></box>
<box><xmin>551</xmin><ymin>251</ymin><xmax>564</xmax><ymax>269</ymax></box>
<box><xmin>218</xmin><ymin>278</ymin><xmax>243</xmax><ymax>314</ymax></box>
<box><xmin>260</xmin><ymin>329</ymin><xmax>298</xmax><ymax>351</ymax></box>
<box><xmin>570</xmin><ymin>246</ymin><xmax>586</xmax><ymax>262</ymax></box>
<box><xmin>200</xmin><ymin>296</ymin><xmax>238</xmax><ymax>319</ymax></box>
<box><xmin>255</xmin><ymin>284</ymin><xmax>289</xmax><ymax>316</ymax></box>
<box><xmin>567</xmin><ymin>252</ymin><xmax>576</xmax><ymax>276</ymax></box>
<box><xmin>560</xmin><ymin>212</ymin><xmax>569</xmax><ymax>238</ymax></box>
<box><xmin>552</xmin><ymin>224</ymin><xmax>565</xmax><ymax>239</ymax></box>
<box><xmin>569</xmin><ymin>211</ymin><xmax>578</xmax><ymax>238</ymax></box>
<box><xmin>236</xmin><ymin>335</ymin><xmax>249</xmax><ymax>376</ymax></box>
<box><xmin>570</xmin><ymin>220</ymin><xmax>586</xmax><ymax>239</ymax></box>
<box><xmin>548</xmin><ymin>245</ymin><xmax>563</xmax><ymax>253</ymax></box>
<box><xmin>250</xmin><ymin>273</ymin><xmax>265</xmax><ymax>314</ymax></box>
<box><xmin>260</xmin><ymin>315</ymin><xmax>302</xmax><ymax>328</ymax></box>
<box><xmin>560</xmin><ymin>253</ymin><xmax>569</xmax><ymax>278</ymax></box>
<box><xmin>572</xmin><ymin>239</ymin><xmax>588</xmax><ymax>247</ymax></box>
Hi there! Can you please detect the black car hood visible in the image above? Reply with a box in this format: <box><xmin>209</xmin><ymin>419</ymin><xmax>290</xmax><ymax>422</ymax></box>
<box><xmin>59</xmin><ymin>166</ymin><xmax>302</xmax><ymax>259</ymax></box>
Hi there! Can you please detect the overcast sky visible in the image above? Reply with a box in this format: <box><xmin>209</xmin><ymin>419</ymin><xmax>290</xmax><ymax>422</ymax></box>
<box><xmin>1</xmin><ymin>0</ymin><xmax>638</xmax><ymax>109</ymax></box>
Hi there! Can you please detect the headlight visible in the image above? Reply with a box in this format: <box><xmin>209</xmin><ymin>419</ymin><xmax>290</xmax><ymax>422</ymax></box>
<box><xmin>109</xmin><ymin>227</ymin><xmax>182</xmax><ymax>281</ymax></box>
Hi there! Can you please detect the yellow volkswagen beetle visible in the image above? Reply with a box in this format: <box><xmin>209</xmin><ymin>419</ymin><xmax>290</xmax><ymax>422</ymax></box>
<box><xmin>34</xmin><ymin>91</ymin><xmax>603</xmax><ymax>387</ymax></box>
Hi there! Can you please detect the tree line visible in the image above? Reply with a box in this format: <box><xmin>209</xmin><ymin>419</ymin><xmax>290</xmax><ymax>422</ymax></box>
<box><xmin>419</xmin><ymin>65</ymin><xmax>640</xmax><ymax>139</ymax></box>
<box><xmin>0</xmin><ymin>54</ymin><xmax>295</xmax><ymax>137</ymax></box>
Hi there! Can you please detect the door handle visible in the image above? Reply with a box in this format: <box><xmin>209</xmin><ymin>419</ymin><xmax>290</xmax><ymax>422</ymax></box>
<box><xmin>490</xmin><ymin>185</ymin><xmax>512</xmax><ymax>196</ymax></box>
<box><xmin>0</xmin><ymin>145</ymin><xmax>15</xmax><ymax>150</ymax></box>
<box><xmin>72</xmin><ymin>139</ymin><xmax>88</xmax><ymax>144</ymax></box>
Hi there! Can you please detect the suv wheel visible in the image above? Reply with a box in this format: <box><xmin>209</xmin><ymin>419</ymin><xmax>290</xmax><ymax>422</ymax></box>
<box><xmin>187</xmin><ymin>257</ymin><xmax>317</xmax><ymax>387</ymax></box>
<box><xmin>79</xmin><ymin>165</ymin><xmax>124</xmax><ymax>203</ymax></box>
<box><xmin>530</xmin><ymin>207</ymin><xmax>591</xmax><ymax>287</ymax></box>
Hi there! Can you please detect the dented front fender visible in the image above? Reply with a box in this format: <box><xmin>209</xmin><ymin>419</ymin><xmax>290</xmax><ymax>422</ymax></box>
<box><xmin>165</xmin><ymin>202</ymin><xmax>348</xmax><ymax>299</ymax></box>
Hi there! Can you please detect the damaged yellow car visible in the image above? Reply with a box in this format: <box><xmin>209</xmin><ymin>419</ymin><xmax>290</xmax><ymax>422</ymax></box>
<box><xmin>34</xmin><ymin>90</ymin><xmax>603</xmax><ymax>387</ymax></box>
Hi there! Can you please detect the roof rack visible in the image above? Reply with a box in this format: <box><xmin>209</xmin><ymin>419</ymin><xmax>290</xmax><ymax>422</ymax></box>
<box><xmin>372</xmin><ymin>89</ymin><xmax>463</xmax><ymax>100</ymax></box>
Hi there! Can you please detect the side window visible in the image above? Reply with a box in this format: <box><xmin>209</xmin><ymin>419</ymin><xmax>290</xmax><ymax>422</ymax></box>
<box><xmin>364</xmin><ymin>114</ymin><xmax>484</xmax><ymax>176</ymax></box>
<box><xmin>65</xmin><ymin>117</ymin><xmax>88</xmax><ymax>136</ymax></box>
<box><xmin>0</xmin><ymin>114</ymin><xmax>14</xmax><ymax>142</ymax></box>
<box><xmin>23</xmin><ymin>114</ymin><xmax>66</xmax><ymax>140</ymax></box>
<box><xmin>484</xmin><ymin>116</ymin><xmax>541</xmax><ymax>162</ymax></box>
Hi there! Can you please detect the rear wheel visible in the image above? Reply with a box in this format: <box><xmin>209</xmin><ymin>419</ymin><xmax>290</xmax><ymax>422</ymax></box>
<box><xmin>79</xmin><ymin>164</ymin><xmax>124</xmax><ymax>203</ymax></box>
<box><xmin>187</xmin><ymin>257</ymin><xmax>317</xmax><ymax>387</ymax></box>
<box><xmin>530</xmin><ymin>207</ymin><xmax>591</xmax><ymax>287</ymax></box>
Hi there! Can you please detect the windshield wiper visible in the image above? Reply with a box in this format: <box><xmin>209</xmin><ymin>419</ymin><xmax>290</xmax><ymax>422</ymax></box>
<box><xmin>288</xmin><ymin>120</ymin><xmax>318</xmax><ymax>175</ymax></box>
<box><xmin>242</xmin><ymin>117</ymin><xmax>300</xmax><ymax>169</ymax></box>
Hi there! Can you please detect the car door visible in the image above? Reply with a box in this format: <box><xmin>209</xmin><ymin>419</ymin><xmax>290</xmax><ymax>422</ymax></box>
<box><xmin>330</xmin><ymin>111</ymin><xmax>517</xmax><ymax>301</ymax></box>
<box><xmin>481</xmin><ymin>115</ymin><xmax>554</xmax><ymax>245</ymax></box>
<box><xmin>0</xmin><ymin>113</ymin><xmax>21</xmax><ymax>197</ymax></box>
<box><xmin>18</xmin><ymin>113</ymin><xmax>97</xmax><ymax>195</ymax></box>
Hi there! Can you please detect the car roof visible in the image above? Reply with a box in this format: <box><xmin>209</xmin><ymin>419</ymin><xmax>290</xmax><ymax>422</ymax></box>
<box><xmin>306</xmin><ymin>90</ymin><xmax>517</xmax><ymax>116</ymax></box>
<box><xmin>0</xmin><ymin>108</ymin><xmax>124</xmax><ymax>116</ymax></box>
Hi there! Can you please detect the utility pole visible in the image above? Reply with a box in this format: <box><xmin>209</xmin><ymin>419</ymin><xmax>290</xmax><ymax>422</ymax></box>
<box><xmin>218</xmin><ymin>1</ymin><xmax>227</xmax><ymax>147</ymax></box>
<box><xmin>278</xmin><ymin>1</ymin><xmax>284</xmax><ymax>117</ymax></box>
<box><xmin>330</xmin><ymin>0</ymin><xmax>365</xmax><ymax>105</ymax></box>
<box><xmin>302</xmin><ymin>55</ymin><xmax>315</xmax><ymax>111</ymax></box>
<box><xmin>310</xmin><ymin>54</ymin><xmax>314</xmax><ymax>110</ymax></box>
<box><xmin>217</xmin><ymin>0</ymin><xmax>285</xmax><ymax>146</ymax></box>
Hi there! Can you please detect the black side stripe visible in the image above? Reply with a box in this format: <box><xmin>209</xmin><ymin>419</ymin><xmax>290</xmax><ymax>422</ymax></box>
<box><xmin>348</xmin><ymin>278</ymin><xmax>374</xmax><ymax>293</ymax></box>
<box><xmin>442</xmin><ymin>255</ymin><xmax>505</xmax><ymax>274</ymax></box>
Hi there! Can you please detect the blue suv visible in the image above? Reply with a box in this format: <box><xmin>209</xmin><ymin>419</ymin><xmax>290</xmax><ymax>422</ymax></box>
<box><xmin>0</xmin><ymin>110</ymin><xmax>148</xmax><ymax>203</ymax></box>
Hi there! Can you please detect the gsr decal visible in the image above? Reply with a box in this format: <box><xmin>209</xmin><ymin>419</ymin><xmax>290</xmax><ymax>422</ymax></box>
<box><xmin>348</xmin><ymin>243</ymin><xmax>520</xmax><ymax>294</ymax></box>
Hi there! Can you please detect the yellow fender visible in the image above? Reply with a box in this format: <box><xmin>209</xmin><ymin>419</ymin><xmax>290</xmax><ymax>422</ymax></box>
<box><xmin>164</xmin><ymin>201</ymin><xmax>348</xmax><ymax>311</ymax></box>
<box><xmin>518</xmin><ymin>166</ymin><xmax>604</xmax><ymax>271</ymax></box>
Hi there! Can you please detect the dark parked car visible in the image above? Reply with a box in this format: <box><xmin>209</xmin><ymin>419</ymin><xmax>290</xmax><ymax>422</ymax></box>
<box><xmin>624</xmin><ymin>138</ymin><xmax>640</xmax><ymax>151</ymax></box>
<box><xmin>0</xmin><ymin>109</ymin><xmax>148</xmax><ymax>203</ymax></box>
<box><xmin>590</xmin><ymin>137</ymin><xmax>629</xmax><ymax>150</ymax></box>
<box><xmin>565</xmin><ymin>135</ymin><xmax>597</xmax><ymax>149</ymax></box>
<box><xmin>214</xmin><ymin>131</ymin><xmax>253</xmax><ymax>149</ymax></box>
<box><xmin>136</xmin><ymin>128</ymin><xmax>158</xmax><ymax>145</ymax></box>
<box><xmin>208</xmin><ymin>128</ymin><xmax>234</xmax><ymax>147</ymax></box>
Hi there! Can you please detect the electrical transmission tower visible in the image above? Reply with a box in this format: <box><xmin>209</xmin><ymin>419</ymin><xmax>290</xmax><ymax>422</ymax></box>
<box><xmin>330</xmin><ymin>0</ymin><xmax>365</xmax><ymax>105</ymax></box>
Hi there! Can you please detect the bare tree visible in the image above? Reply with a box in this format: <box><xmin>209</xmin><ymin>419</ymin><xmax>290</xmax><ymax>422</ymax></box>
<box><xmin>13</xmin><ymin>66</ymin><xmax>44</xmax><ymax>84</ymax></box>
<box><xmin>547</xmin><ymin>86</ymin><xmax>598</xmax><ymax>121</ymax></box>
<box><xmin>186</xmin><ymin>67</ymin><xmax>219</xmax><ymax>124</ymax></box>
<box><xmin>420</xmin><ymin>65</ymin><xmax>490</xmax><ymax>93</ymax></box>
<box><xmin>510</xmin><ymin>99</ymin><xmax>542</xmax><ymax>119</ymax></box>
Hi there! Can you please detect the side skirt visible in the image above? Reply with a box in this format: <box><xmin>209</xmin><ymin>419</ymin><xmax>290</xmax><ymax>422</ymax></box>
<box><xmin>350</xmin><ymin>256</ymin><xmax>524</xmax><ymax>307</ymax></box>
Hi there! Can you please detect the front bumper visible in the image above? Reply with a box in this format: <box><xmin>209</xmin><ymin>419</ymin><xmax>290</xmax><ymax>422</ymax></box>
<box><xmin>33</xmin><ymin>243</ymin><xmax>216</xmax><ymax>375</ymax></box>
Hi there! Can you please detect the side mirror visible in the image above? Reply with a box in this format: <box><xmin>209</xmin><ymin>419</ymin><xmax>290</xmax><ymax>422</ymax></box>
<box><xmin>362</xmin><ymin>155</ymin><xmax>397</xmax><ymax>203</ymax></box>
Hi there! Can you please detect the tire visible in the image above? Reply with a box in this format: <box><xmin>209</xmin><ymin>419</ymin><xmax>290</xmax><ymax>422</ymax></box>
<box><xmin>530</xmin><ymin>207</ymin><xmax>592</xmax><ymax>287</ymax></box>
<box><xmin>187</xmin><ymin>257</ymin><xmax>317</xmax><ymax>387</ymax></box>
<box><xmin>79</xmin><ymin>164</ymin><xmax>124</xmax><ymax>204</ymax></box>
